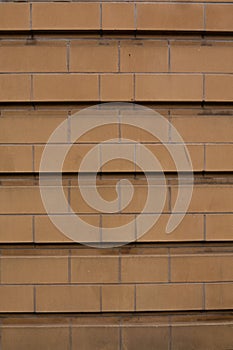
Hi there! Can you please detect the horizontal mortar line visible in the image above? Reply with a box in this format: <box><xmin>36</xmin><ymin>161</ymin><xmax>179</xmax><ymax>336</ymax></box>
<box><xmin>0</xmin><ymin>72</ymin><xmax>233</xmax><ymax>75</ymax></box>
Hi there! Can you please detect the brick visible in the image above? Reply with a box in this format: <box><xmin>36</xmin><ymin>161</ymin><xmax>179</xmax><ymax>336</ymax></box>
<box><xmin>171</xmin><ymin>186</ymin><xmax>233</xmax><ymax>213</ymax></box>
<box><xmin>171</xmin><ymin>42</ymin><xmax>233</xmax><ymax>73</ymax></box>
<box><xmin>206</xmin><ymin>5</ymin><xmax>233</xmax><ymax>31</ymax></box>
<box><xmin>136</xmin><ymin>284</ymin><xmax>203</xmax><ymax>311</ymax></box>
<box><xmin>205</xmin><ymin>75</ymin><xmax>233</xmax><ymax>102</ymax></box>
<box><xmin>138</xmin><ymin>214</ymin><xmax>204</xmax><ymax>242</ymax></box>
<box><xmin>36</xmin><ymin>285</ymin><xmax>100</xmax><ymax>312</ymax></box>
<box><xmin>102</xmin><ymin>214</ymin><xmax>136</xmax><ymax>243</ymax></box>
<box><xmin>171</xmin><ymin>116</ymin><xmax>233</xmax><ymax>143</ymax></box>
<box><xmin>102</xmin><ymin>3</ymin><xmax>135</xmax><ymax>30</ymax></box>
<box><xmin>120</xmin><ymin>41</ymin><xmax>168</xmax><ymax>73</ymax></box>
<box><xmin>102</xmin><ymin>285</ymin><xmax>134</xmax><ymax>312</ymax></box>
<box><xmin>206</xmin><ymin>214</ymin><xmax>233</xmax><ymax>241</ymax></box>
<box><xmin>0</xmin><ymin>215</ymin><xmax>32</xmax><ymax>243</ymax></box>
<box><xmin>0</xmin><ymin>286</ymin><xmax>34</xmax><ymax>312</ymax></box>
<box><xmin>171</xmin><ymin>254</ymin><xmax>233</xmax><ymax>282</ymax></box>
<box><xmin>122</xmin><ymin>326</ymin><xmax>169</xmax><ymax>350</ymax></box>
<box><xmin>0</xmin><ymin>42</ymin><xmax>67</xmax><ymax>73</ymax></box>
<box><xmin>100</xmin><ymin>74</ymin><xmax>134</xmax><ymax>101</ymax></box>
<box><xmin>32</xmin><ymin>3</ymin><xmax>100</xmax><ymax>30</ymax></box>
<box><xmin>0</xmin><ymin>74</ymin><xmax>30</xmax><ymax>102</ymax></box>
<box><xmin>71</xmin><ymin>256</ymin><xmax>119</xmax><ymax>283</ymax></box>
<box><xmin>206</xmin><ymin>145</ymin><xmax>233</xmax><ymax>171</ymax></box>
<box><xmin>101</xmin><ymin>143</ymin><xmax>135</xmax><ymax>172</ymax></box>
<box><xmin>0</xmin><ymin>3</ymin><xmax>30</xmax><ymax>30</ymax></box>
<box><xmin>70</xmin><ymin>40</ymin><xmax>118</xmax><ymax>73</ymax></box>
<box><xmin>137</xmin><ymin>4</ymin><xmax>204</xmax><ymax>31</ymax></box>
<box><xmin>0</xmin><ymin>146</ymin><xmax>32</xmax><ymax>172</ymax></box>
<box><xmin>33</xmin><ymin>74</ymin><xmax>99</xmax><ymax>101</ymax></box>
<box><xmin>72</xmin><ymin>327</ymin><xmax>119</xmax><ymax>350</ymax></box>
<box><xmin>1</xmin><ymin>256</ymin><xmax>68</xmax><ymax>284</ymax></box>
<box><xmin>0</xmin><ymin>114</ymin><xmax>67</xmax><ymax>144</ymax></box>
<box><xmin>136</xmin><ymin>74</ymin><xmax>202</xmax><ymax>101</ymax></box>
<box><xmin>205</xmin><ymin>283</ymin><xmax>233</xmax><ymax>309</ymax></box>
<box><xmin>172</xmin><ymin>324</ymin><xmax>233</xmax><ymax>350</ymax></box>
<box><xmin>121</xmin><ymin>256</ymin><xmax>168</xmax><ymax>283</ymax></box>
<box><xmin>1</xmin><ymin>327</ymin><xmax>70</xmax><ymax>350</ymax></box>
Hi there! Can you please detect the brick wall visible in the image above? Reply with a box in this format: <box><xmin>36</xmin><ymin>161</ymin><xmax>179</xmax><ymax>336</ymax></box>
<box><xmin>0</xmin><ymin>1</ymin><xmax>232</xmax><ymax>349</ymax></box>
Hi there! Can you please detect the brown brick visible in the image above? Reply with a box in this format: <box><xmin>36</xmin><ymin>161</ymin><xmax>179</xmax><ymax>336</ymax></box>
<box><xmin>0</xmin><ymin>42</ymin><xmax>67</xmax><ymax>73</ymax></box>
<box><xmin>1</xmin><ymin>256</ymin><xmax>68</xmax><ymax>284</ymax></box>
<box><xmin>137</xmin><ymin>4</ymin><xmax>204</xmax><ymax>31</ymax></box>
<box><xmin>72</xmin><ymin>327</ymin><xmax>119</xmax><ymax>350</ymax></box>
<box><xmin>171</xmin><ymin>42</ymin><xmax>233</xmax><ymax>73</ymax></box>
<box><xmin>136</xmin><ymin>74</ymin><xmax>202</xmax><ymax>101</ymax></box>
<box><xmin>206</xmin><ymin>5</ymin><xmax>233</xmax><ymax>31</ymax></box>
<box><xmin>102</xmin><ymin>214</ymin><xmax>136</xmax><ymax>243</ymax></box>
<box><xmin>0</xmin><ymin>286</ymin><xmax>34</xmax><ymax>312</ymax></box>
<box><xmin>0</xmin><ymin>146</ymin><xmax>32</xmax><ymax>172</ymax></box>
<box><xmin>120</xmin><ymin>41</ymin><xmax>168</xmax><ymax>73</ymax></box>
<box><xmin>136</xmin><ymin>284</ymin><xmax>203</xmax><ymax>311</ymax></box>
<box><xmin>36</xmin><ymin>285</ymin><xmax>100</xmax><ymax>312</ymax></box>
<box><xmin>0</xmin><ymin>3</ymin><xmax>30</xmax><ymax>30</ymax></box>
<box><xmin>32</xmin><ymin>3</ymin><xmax>100</xmax><ymax>30</ymax></box>
<box><xmin>206</xmin><ymin>214</ymin><xmax>233</xmax><ymax>241</ymax></box>
<box><xmin>205</xmin><ymin>75</ymin><xmax>233</xmax><ymax>102</ymax></box>
<box><xmin>122</xmin><ymin>326</ymin><xmax>169</xmax><ymax>350</ymax></box>
<box><xmin>102</xmin><ymin>285</ymin><xmax>135</xmax><ymax>312</ymax></box>
<box><xmin>121</xmin><ymin>256</ymin><xmax>168</xmax><ymax>283</ymax></box>
<box><xmin>101</xmin><ymin>74</ymin><xmax>134</xmax><ymax>101</ymax></box>
<box><xmin>71</xmin><ymin>256</ymin><xmax>119</xmax><ymax>283</ymax></box>
<box><xmin>101</xmin><ymin>143</ymin><xmax>135</xmax><ymax>172</ymax></box>
<box><xmin>171</xmin><ymin>254</ymin><xmax>233</xmax><ymax>282</ymax></box>
<box><xmin>205</xmin><ymin>283</ymin><xmax>233</xmax><ymax>309</ymax></box>
<box><xmin>206</xmin><ymin>145</ymin><xmax>233</xmax><ymax>171</ymax></box>
<box><xmin>0</xmin><ymin>74</ymin><xmax>30</xmax><ymax>102</ymax></box>
<box><xmin>171</xmin><ymin>116</ymin><xmax>233</xmax><ymax>143</ymax></box>
<box><xmin>0</xmin><ymin>215</ymin><xmax>32</xmax><ymax>243</ymax></box>
<box><xmin>33</xmin><ymin>74</ymin><xmax>99</xmax><ymax>101</ymax></box>
<box><xmin>70</xmin><ymin>40</ymin><xmax>118</xmax><ymax>73</ymax></box>
<box><xmin>1</xmin><ymin>327</ymin><xmax>70</xmax><ymax>350</ymax></box>
<box><xmin>172</xmin><ymin>324</ymin><xmax>233</xmax><ymax>350</ymax></box>
<box><xmin>102</xmin><ymin>3</ymin><xmax>135</xmax><ymax>30</ymax></box>
<box><xmin>138</xmin><ymin>214</ymin><xmax>204</xmax><ymax>242</ymax></box>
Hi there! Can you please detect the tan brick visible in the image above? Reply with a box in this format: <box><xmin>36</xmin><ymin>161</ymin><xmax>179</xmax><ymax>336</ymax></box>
<box><xmin>136</xmin><ymin>74</ymin><xmax>202</xmax><ymax>101</ymax></box>
<box><xmin>33</xmin><ymin>74</ymin><xmax>99</xmax><ymax>101</ymax></box>
<box><xmin>205</xmin><ymin>283</ymin><xmax>233</xmax><ymax>309</ymax></box>
<box><xmin>0</xmin><ymin>146</ymin><xmax>32</xmax><ymax>172</ymax></box>
<box><xmin>171</xmin><ymin>116</ymin><xmax>233</xmax><ymax>143</ymax></box>
<box><xmin>1</xmin><ymin>256</ymin><xmax>68</xmax><ymax>284</ymax></box>
<box><xmin>32</xmin><ymin>3</ymin><xmax>100</xmax><ymax>30</ymax></box>
<box><xmin>138</xmin><ymin>214</ymin><xmax>204</xmax><ymax>242</ymax></box>
<box><xmin>102</xmin><ymin>3</ymin><xmax>135</xmax><ymax>30</ymax></box>
<box><xmin>72</xmin><ymin>327</ymin><xmax>119</xmax><ymax>350</ymax></box>
<box><xmin>136</xmin><ymin>284</ymin><xmax>203</xmax><ymax>311</ymax></box>
<box><xmin>71</xmin><ymin>256</ymin><xmax>119</xmax><ymax>283</ymax></box>
<box><xmin>0</xmin><ymin>216</ymin><xmax>32</xmax><ymax>243</ymax></box>
<box><xmin>121</xmin><ymin>256</ymin><xmax>168</xmax><ymax>283</ymax></box>
<box><xmin>137</xmin><ymin>4</ymin><xmax>204</xmax><ymax>31</ymax></box>
<box><xmin>101</xmin><ymin>74</ymin><xmax>134</xmax><ymax>101</ymax></box>
<box><xmin>171</xmin><ymin>42</ymin><xmax>233</xmax><ymax>73</ymax></box>
<box><xmin>101</xmin><ymin>143</ymin><xmax>135</xmax><ymax>172</ymax></box>
<box><xmin>122</xmin><ymin>327</ymin><xmax>169</xmax><ymax>350</ymax></box>
<box><xmin>102</xmin><ymin>214</ymin><xmax>135</xmax><ymax>243</ymax></box>
<box><xmin>171</xmin><ymin>254</ymin><xmax>233</xmax><ymax>282</ymax></box>
<box><xmin>0</xmin><ymin>74</ymin><xmax>30</xmax><ymax>102</ymax></box>
<box><xmin>206</xmin><ymin>5</ymin><xmax>233</xmax><ymax>31</ymax></box>
<box><xmin>70</xmin><ymin>40</ymin><xmax>118</xmax><ymax>73</ymax></box>
<box><xmin>171</xmin><ymin>186</ymin><xmax>233</xmax><ymax>213</ymax></box>
<box><xmin>0</xmin><ymin>3</ymin><xmax>30</xmax><ymax>30</ymax></box>
<box><xmin>0</xmin><ymin>42</ymin><xmax>67</xmax><ymax>73</ymax></box>
<box><xmin>206</xmin><ymin>145</ymin><xmax>233</xmax><ymax>171</ymax></box>
<box><xmin>0</xmin><ymin>286</ymin><xmax>34</xmax><ymax>312</ymax></box>
<box><xmin>120</xmin><ymin>41</ymin><xmax>168</xmax><ymax>73</ymax></box>
<box><xmin>206</xmin><ymin>214</ymin><xmax>233</xmax><ymax>241</ymax></box>
<box><xmin>102</xmin><ymin>285</ymin><xmax>134</xmax><ymax>312</ymax></box>
<box><xmin>36</xmin><ymin>285</ymin><xmax>100</xmax><ymax>312</ymax></box>
<box><xmin>205</xmin><ymin>75</ymin><xmax>233</xmax><ymax>102</ymax></box>
<box><xmin>1</xmin><ymin>327</ymin><xmax>70</xmax><ymax>350</ymax></box>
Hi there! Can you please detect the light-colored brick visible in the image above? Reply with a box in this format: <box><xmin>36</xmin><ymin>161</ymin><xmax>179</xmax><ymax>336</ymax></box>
<box><xmin>0</xmin><ymin>216</ymin><xmax>32</xmax><ymax>243</ymax></box>
<box><xmin>205</xmin><ymin>75</ymin><xmax>233</xmax><ymax>102</ymax></box>
<box><xmin>205</xmin><ymin>283</ymin><xmax>233</xmax><ymax>309</ymax></box>
<box><xmin>206</xmin><ymin>214</ymin><xmax>233</xmax><ymax>241</ymax></box>
<box><xmin>0</xmin><ymin>146</ymin><xmax>32</xmax><ymax>172</ymax></box>
<box><xmin>206</xmin><ymin>4</ymin><xmax>233</xmax><ymax>31</ymax></box>
<box><xmin>0</xmin><ymin>3</ymin><xmax>30</xmax><ymax>30</ymax></box>
<box><xmin>101</xmin><ymin>74</ymin><xmax>134</xmax><ymax>101</ymax></box>
<box><xmin>102</xmin><ymin>285</ymin><xmax>135</xmax><ymax>312</ymax></box>
<box><xmin>102</xmin><ymin>3</ymin><xmax>135</xmax><ymax>30</ymax></box>
<box><xmin>0</xmin><ymin>74</ymin><xmax>30</xmax><ymax>102</ymax></box>
<box><xmin>0</xmin><ymin>286</ymin><xmax>34</xmax><ymax>312</ymax></box>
